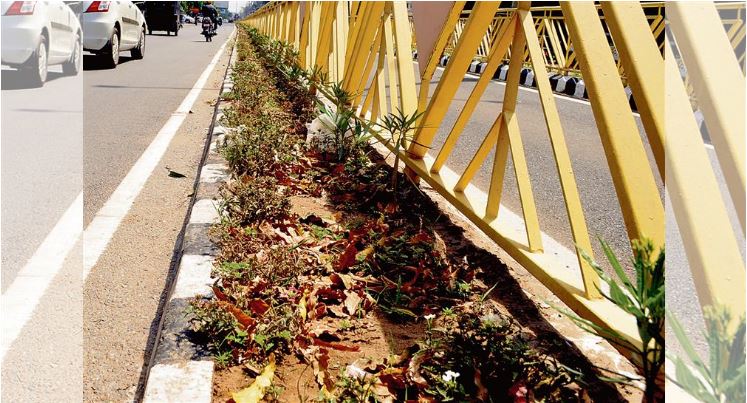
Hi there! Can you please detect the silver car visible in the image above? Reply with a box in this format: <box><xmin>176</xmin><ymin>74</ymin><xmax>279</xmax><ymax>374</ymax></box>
<box><xmin>1</xmin><ymin>1</ymin><xmax>83</xmax><ymax>86</ymax></box>
<box><xmin>81</xmin><ymin>0</ymin><xmax>146</xmax><ymax>68</ymax></box>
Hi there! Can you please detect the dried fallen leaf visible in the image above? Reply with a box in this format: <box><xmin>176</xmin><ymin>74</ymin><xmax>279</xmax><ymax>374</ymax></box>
<box><xmin>220</xmin><ymin>301</ymin><xmax>256</xmax><ymax>330</ymax></box>
<box><xmin>232</xmin><ymin>354</ymin><xmax>276</xmax><ymax>403</ymax></box>
<box><xmin>312</xmin><ymin>338</ymin><xmax>360</xmax><ymax>352</ymax></box>
<box><xmin>407</xmin><ymin>351</ymin><xmax>429</xmax><ymax>388</ymax></box>
<box><xmin>336</xmin><ymin>242</ymin><xmax>358</xmax><ymax>270</ymax></box>
<box><xmin>212</xmin><ymin>286</ymin><xmax>229</xmax><ymax>302</ymax></box>
<box><xmin>312</xmin><ymin>347</ymin><xmax>334</xmax><ymax>390</ymax></box>
<box><xmin>327</xmin><ymin>305</ymin><xmax>348</xmax><ymax>318</ymax></box>
<box><xmin>474</xmin><ymin>368</ymin><xmax>488</xmax><ymax>401</ymax></box>
<box><xmin>247</xmin><ymin>299</ymin><xmax>270</xmax><ymax>316</ymax></box>
<box><xmin>344</xmin><ymin>291</ymin><xmax>362</xmax><ymax>316</ymax></box>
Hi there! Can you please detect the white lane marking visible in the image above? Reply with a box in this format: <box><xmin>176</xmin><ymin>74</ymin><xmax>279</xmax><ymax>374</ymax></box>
<box><xmin>82</xmin><ymin>29</ymin><xmax>235</xmax><ymax>279</ymax></box>
<box><xmin>1</xmin><ymin>192</ymin><xmax>83</xmax><ymax>362</ymax></box>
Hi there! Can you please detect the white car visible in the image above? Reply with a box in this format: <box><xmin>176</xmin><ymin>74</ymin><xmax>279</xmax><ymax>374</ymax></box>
<box><xmin>1</xmin><ymin>1</ymin><xmax>83</xmax><ymax>86</ymax></box>
<box><xmin>81</xmin><ymin>0</ymin><xmax>146</xmax><ymax>68</ymax></box>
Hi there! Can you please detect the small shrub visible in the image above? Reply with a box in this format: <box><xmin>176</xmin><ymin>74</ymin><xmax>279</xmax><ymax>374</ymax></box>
<box><xmin>221</xmin><ymin>175</ymin><xmax>290</xmax><ymax>225</ymax></box>
<box><xmin>188</xmin><ymin>299</ymin><xmax>248</xmax><ymax>367</ymax></box>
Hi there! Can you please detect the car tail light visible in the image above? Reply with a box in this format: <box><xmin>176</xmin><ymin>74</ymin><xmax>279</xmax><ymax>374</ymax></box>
<box><xmin>5</xmin><ymin>1</ymin><xmax>36</xmax><ymax>15</ymax></box>
<box><xmin>85</xmin><ymin>1</ymin><xmax>110</xmax><ymax>13</ymax></box>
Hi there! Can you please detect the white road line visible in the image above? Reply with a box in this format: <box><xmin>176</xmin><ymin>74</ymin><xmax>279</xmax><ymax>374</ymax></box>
<box><xmin>1</xmin><ymin>192</ymin><xmax>83</xmax><ymax>362</ymax></box>
<box><xmin>1</xmin><ymin>30</ymin><xmax>235</xmax><ymax>362</ymax></box>
<box><xmin>82</xmin><ymin>30</ymin><xmax>234</xmax><ymax>279</ymax></box>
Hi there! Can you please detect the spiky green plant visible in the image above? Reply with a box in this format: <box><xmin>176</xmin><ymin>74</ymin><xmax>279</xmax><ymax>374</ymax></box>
<box><xmin>555</xmin><ymin>238</ymin><xmax>665</xmax><ymax>402</ymax></box>
<box><xmin>668</xmin><ymin>306</ymin><xmax>746</xmax><ymax>403</ymax></box>
<box><xmin>328</xmin><ymin>81</ymin><xmax>355</xmax><ymax>109</ymax></box>
<box><xmin>318</xmin><ymin>102</ymin><xmax>371</xmax><ymax>162</ymax></box>
<box><xmin>377</xmin><ymin>108</ymin><xmax>425</xmax><ymax>198</ymax></box>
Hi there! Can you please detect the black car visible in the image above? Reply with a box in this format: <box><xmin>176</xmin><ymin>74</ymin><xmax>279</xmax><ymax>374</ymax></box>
<box><xmin>140</xmin><ymin>1</ymin><xmax>181</xmax><ymax>36</ymax></box>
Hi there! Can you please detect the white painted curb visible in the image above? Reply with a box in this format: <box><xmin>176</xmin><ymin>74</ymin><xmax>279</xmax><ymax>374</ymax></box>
<box><xmin>142</xmin><ymin>37</ymin><xmax>240</xmax><ymax>403</ymax></box>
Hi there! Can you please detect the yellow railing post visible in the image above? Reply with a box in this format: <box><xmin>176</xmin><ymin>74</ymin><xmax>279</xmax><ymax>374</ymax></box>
<box><xmin>669</xmin><ymin>2</ymin><xmax>746</xmax><ymax>232</ymax></box>
<box><xmin>560</xmin><ymin>2</ymin><xmax>664</xmax><ymax>248</ymax></box>
<box><xmin>601</xmin><ymin>2</ymin><xmax>665</xmax><ymax>181</ymax></box>
<box><xmin>408</xmin><ymin>2</ymin><xmax>500</xmax><ymax>158</ymax></box>
<box><xmin>390</xmin><ymin>1</ymin><xmax>418</xmax><ymax>117</ymax></box>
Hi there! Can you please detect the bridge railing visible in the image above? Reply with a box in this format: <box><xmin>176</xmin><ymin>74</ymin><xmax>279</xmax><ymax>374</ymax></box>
<box><xmin>246</xmin><ymin>1</ymin><xmax>745</xmax><ymax>355</ymax></box>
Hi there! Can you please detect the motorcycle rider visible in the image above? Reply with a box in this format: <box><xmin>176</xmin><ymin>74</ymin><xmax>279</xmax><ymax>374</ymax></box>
<box><xmin>201</xmin><ymin>1</ymin><xmax>219</xmax><ymax>32</ymax></box>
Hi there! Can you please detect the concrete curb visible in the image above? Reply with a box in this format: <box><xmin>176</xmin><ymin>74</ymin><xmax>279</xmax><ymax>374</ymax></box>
<box><xmin>141</xmin><ymin>41</ymin><xmax>238</xmax><ymax>403</ymax></box>
<box><xmin>418</xmin><ymin>54</ymin><xmax>638</xmax><ymax>111</ymax></box>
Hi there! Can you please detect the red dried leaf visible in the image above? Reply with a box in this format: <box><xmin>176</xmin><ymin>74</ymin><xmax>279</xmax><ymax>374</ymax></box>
<box><xmin>378</xmin><ymin>368</ymin><xmax>407</xmax><ymax>390</ymax></box>
<box><xmin>247</xmin><ymin>299</ymin><xmax>270</xmax><ymax>316</ymax></box>
<box><xmin>336</xmin><ymin>242</ymin><xmax>358</xmax><ymax>270</ymax></box>
<box><xmin>331</xmin><ymin>164</ymin><xmax>346</xmax><ymax>175</ymax></box>
<box><xmin>315</xmin><ymin>287</ymin><xmax>345</xmax><ymax>302</ymax></box>
<box><xmin>509</xmin><ymin>381</ymin><xmax>528</xmax><ymax>403</ymax></box>
<box><xmin>212</xmin><ymin>286</ymin><xmax>229</xmax><ymax>302</ymax></box>
<box><xmin>220</xmin><ymin>301</ymin><xmax>257</xmax><ymax>331</ymax></box>
<box><xmin>409</xmin><ymin>231</ymin><xmax>433</xmax><ymax>245</ymax></box>
<box><xmin>312</xmin><ymin>338</ymin><xmax>360</xmax><ymax>352</ymax></box>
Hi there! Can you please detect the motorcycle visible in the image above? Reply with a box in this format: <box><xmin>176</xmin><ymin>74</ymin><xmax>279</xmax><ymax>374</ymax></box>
<box><xmin>202</xmin><ymin>18</ymin><xmax>216</xmax><ymax>42</ymax></box>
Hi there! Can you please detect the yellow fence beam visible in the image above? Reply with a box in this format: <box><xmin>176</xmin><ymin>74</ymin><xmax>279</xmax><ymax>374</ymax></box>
<box><xmin>390</xmin><ymin>1</ymin><xmax>418</xmax><ymax>117</ymax></box>
<box><xmin>417</xmin><ymin>2</ymin><xmax>466</xmax><ymax>116</ymax></box>
<box><xmin>560</xmin><ymin>1</ymin><xmax>664</xmax><ymax>248</ymax></box>
<box><xmin>669</xmin><ymin>2</ymin><xmax>746</xmax><ymax>233</ymax></box>
<box><xmin>409</xmin><ymin>1</ymin><xmax>500</xmax><ymax>158</ymax></box>
<box><xmin>601</xmin><ymin>2</ymin><xmax>665</xmax><ymax>181</ymax></box>
<box><xmin>518</xmin><ymin>4</ymin><xmax>599</xmax><ymax>299</ymax></box>
<box><xmin>431</xmin><ymin>14</ymin><xmax>516</xmax><ymax>174</ymax></box>
<box><xmin>664</xmin><ymin>39</ymin><xmax>746</xmax><ymax>322</ymax></box>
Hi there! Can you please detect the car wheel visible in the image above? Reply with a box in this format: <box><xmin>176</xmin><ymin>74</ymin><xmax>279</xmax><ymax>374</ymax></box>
<box><xmin>101</xmin><ymin>27</ymin><xmax>120</xmax><ymax>68</ymax></box>
<box><xmin>62</xmin><ymin>33</ymin><xmax>82</xmax><ymax>76</ymax></box>
<box><xmin>131</xmin><ymin>28</ymin><xmax>145</xmax><ymax>59</ymax></box>
<box><xmin>148</xmin><ymin>29</ymin><xmax>153</xmax><ymax>35</ymax></box>
<box><xmin>25</xmin><ymin>35</ymin><xmax>48</xmax><ymax>87</ymax></box>
<box><xmin>174</xmin><ymin>27</ymin><xmax>179</xmax><ymax>36</ymax></box>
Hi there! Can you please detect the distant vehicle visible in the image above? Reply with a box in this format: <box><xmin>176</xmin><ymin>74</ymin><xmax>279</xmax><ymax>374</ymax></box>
<box><xmin>195</xmin><ymin>14</ymin><xmax>202</xmax><ymax>23</ymax></box>
<box><xmin>217</xmin><ymin>16</ymin><xmax>222</xmax><ymax>26</ymax></box>
<box><xmin>1</xmin><ymin>1</ymin><xmax>83</xmax><ymax>86</ymax></box>
<box><xmin>201</xmin><ymin>17</ymin><xmax>215</xmax><ymax>42</ymax></box>
<box><xmin>181</xmin><ymin>14</ymin><xmax>193</xmax><ymax>24</ymax></box>
<box><xmin>140</xmin><ymin>1</ymin><xmax>180</xmax><ymax>36</ymax></box>
<box><xmin>81</xmin><ymin>0</ymin><xmax>147</xmax><ymax>68</ymax></box>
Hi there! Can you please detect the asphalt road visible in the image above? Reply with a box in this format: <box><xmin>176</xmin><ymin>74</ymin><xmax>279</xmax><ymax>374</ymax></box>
<box><xmin>1</xmin><ymin>22</ymin><xmax>230</xmax><ymax>290</ymax></box>
<box><xmin>83</xmin><ymin>22</ymin><xmax>228</xmax><ymax>224</ymax></box>
<box><xmin>1</xmin><ymin>64</ymin><xmax>83</xmax><ymax>293</ymax></box>
<box><xmin>2</xmin><ymin>22</ymin><xmax>232</xmax><ymax>401</ymax></box>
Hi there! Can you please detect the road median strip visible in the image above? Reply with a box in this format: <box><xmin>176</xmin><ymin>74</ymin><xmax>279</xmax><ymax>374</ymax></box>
<box><xmin>140</xmin><ymin>23</ymin><xmax>641</xmax><ymax>402</ymax></box>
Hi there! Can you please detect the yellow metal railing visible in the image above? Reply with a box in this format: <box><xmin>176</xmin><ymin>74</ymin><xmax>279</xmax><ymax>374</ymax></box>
<box><xmin>435</xmin><ymin>3</ymin><xmax>666</xmax><ymax>79</ymax></box>
<box><xmin>246</xmin><ymin>1</ymin><xmax>746</xmax><ymax>355</ymax></box>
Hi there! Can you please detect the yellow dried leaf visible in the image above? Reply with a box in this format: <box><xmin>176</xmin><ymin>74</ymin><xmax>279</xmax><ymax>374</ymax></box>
<box><xmin>232</xmin><ymin>354</ymin><xmax>276</xmax><ymax>403</ymax></box>
<box><xmin>298</xmin><ymin>290</ymin><xmax>308</xmax><ymax>321</ymax></box>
